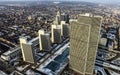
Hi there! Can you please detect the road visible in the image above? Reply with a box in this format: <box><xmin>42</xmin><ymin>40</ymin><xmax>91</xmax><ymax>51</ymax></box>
<box><xmin>96</xmin><ymin>58</ymin><xmax>120</xmax><ymax>74</ymax></box>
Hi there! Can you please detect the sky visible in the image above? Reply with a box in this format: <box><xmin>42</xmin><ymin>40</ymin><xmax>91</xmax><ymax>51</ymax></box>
<box><xmin>0</xmin><ymin>0</ymin><xmax>120</xmax><ymax>4</ymax></box>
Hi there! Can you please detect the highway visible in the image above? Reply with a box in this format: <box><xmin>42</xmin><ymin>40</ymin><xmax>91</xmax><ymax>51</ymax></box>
<box><xmin>96</xmin><ymin>58</ymin><xmax>120</xmax><ymax>74</ymax></box>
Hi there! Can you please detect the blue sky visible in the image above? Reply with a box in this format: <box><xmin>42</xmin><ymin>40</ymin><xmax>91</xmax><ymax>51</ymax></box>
<box><xmin>0</xmin><ymin>0</ymin><xmax>120</xmax><ymax>4</ymax></box>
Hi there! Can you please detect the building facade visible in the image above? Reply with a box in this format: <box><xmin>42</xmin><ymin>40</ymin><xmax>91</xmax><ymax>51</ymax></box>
<box><xmin>70</xmin><ymin>15</ymin><xmax>102</xmax><ymax>75</ymax></box>
<box><xmin>51</xmin><ymin>25</ymin><xmax>62</xmax><ymax>43</ymax></box>
<box><xmin>61</xmin><ymin>21</ymin><xmax>70</xmax><ymax>38</ymax></box>
<box><xmin>38</xmin><ymin>30</ymin><xmax>51</xmax><ymax>51</ymax></box>
<box><xmin>20</xmin><ymin>37</ymin><xmax>35</xmax><ymax>63</ymax></box>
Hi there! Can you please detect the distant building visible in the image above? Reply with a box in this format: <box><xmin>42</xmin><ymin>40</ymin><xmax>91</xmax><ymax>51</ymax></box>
<box><xmin>51</xmin><ymin>25</ymin><xmax>62</xmax><ymax>43</ymax></box>
<box><xmin>61</xmin><ymin>21</ymin><xmax>70</xmax><ymax>38</ymax></box>
<box><xmin>54</xmin><ymin>10</ymin><xmax>61</xmax><ymax>25</ymax></box>
<box><xmin>61</xmin><ymin>13</ymin><xmax>69</xmax><ymax>24</ymax></box>
<box><xmin>28</xmin><ymin>16</ymin><xmax>32</xmax><ymax>20</ymax></box>
<box><xmin>38</xmin><ymin>29</ymin><xmax>51</xmax><ymax>51</ymax></box>
<box><xmin>20</xmin><ymin>37</ymin><xmax>35</xmax><ymax>63</ymax></box>
<box><xmin>99</xmin><ymin>38</ymin><xmax>107</xmax><ymax>46</ymax></box>
<box><xmin>79</xmin><ymin>13</ymin><xmax>93</xmax><ymax>17</ymax></box>
<box><xmin>54</xmin><ymin>10</ymin><xmax>69</xmax><ymax>25</ymax></box>
<box><xmin>70</xmin><ymin>14</ymin><xmax>102</xmax><ymax>75</ymax></box>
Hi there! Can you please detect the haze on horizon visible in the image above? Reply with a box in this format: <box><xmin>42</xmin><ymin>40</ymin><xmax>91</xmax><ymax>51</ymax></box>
<box><xmin>0</xmin><ymin>0</ymin><xmax>120</xmax><ymax>4</ymax></box>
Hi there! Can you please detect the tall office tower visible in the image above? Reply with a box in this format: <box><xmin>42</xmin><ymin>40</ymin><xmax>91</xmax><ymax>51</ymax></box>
<box><xmin>19</xmin><ymin>37</ymin><xmax>35</xmax><ymax>63</ymax></box>
<box><xmin>70</xmin><ymin>14</ymin><xmax>102</xmax><ymax>75</ymax></box>
<box><xmin>61</xmin><ymin>21</ymin><xmax>70</xmax><ymax>38</ymax></box>
<box><xmin>61</xmin><ymin>13</ymin><xmax>69</xmax><ymax>24</ymax></box>
<box><xmin>51</xmin><ymin>25</ymin><xmax>62</xmax><ymax>43</ymax></box>
<box><xmin>38</xmin><ymin>29</ymin><xmax>51</xmax><ymax>51</ymax></box>
<box><xmin>54</xmin><ymin>10</ymin><xmax>69</xmax><ymax>25</ymax></box>
<box><xmin>64</xmin><ymin>14</ymin><xmax>69</xmax><ymax>24</ymax></box>
<box><xmin>54</xmin><ymin>10</ymin><xmax>61</xmax><ymax>25</ymax></box>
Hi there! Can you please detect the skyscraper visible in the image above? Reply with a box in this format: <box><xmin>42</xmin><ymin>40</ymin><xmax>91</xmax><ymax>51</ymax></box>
<box><xmin>61</xmin><ymin>21</ymin><xmax>70</xmax><ymax>38</ymax></box>
<box><xmin>38</xmin><ymin>29</ymin><xmax>51</xmax><ymax>51</ymax></box>
<box><xmin>51</xmin><ymin>25</ymin><xmax>62</xmax><ymax>43</ymax></box>
<box><xmin>70</xmin><ymin>14</ymin><xmax>102</xmax><ymax>75</ymax></box>
<box><xmin>54</xmin><ymin>10</ymin><xmax>69</xmax><ymax>25</ymax></box>
<box><xmin>61</xmin><ymin>13</ymin><xmax>69</xmax><ymax>24</ymax></box>
<box><xmin>54</xmin><ymin>10</ymin><xmax>61</xmax><ymax>25</ymax></box>
<box><xmin>20</xmin><ymin>37</ymin><xmax>35</xmax><ymax>63</ymax></box>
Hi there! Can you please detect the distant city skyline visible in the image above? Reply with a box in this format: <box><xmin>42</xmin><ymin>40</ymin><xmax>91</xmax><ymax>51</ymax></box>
<box><xmin>0</xmin><ymin>0</ymin><xmax>120</xmax><ymax>4</ymax></box>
